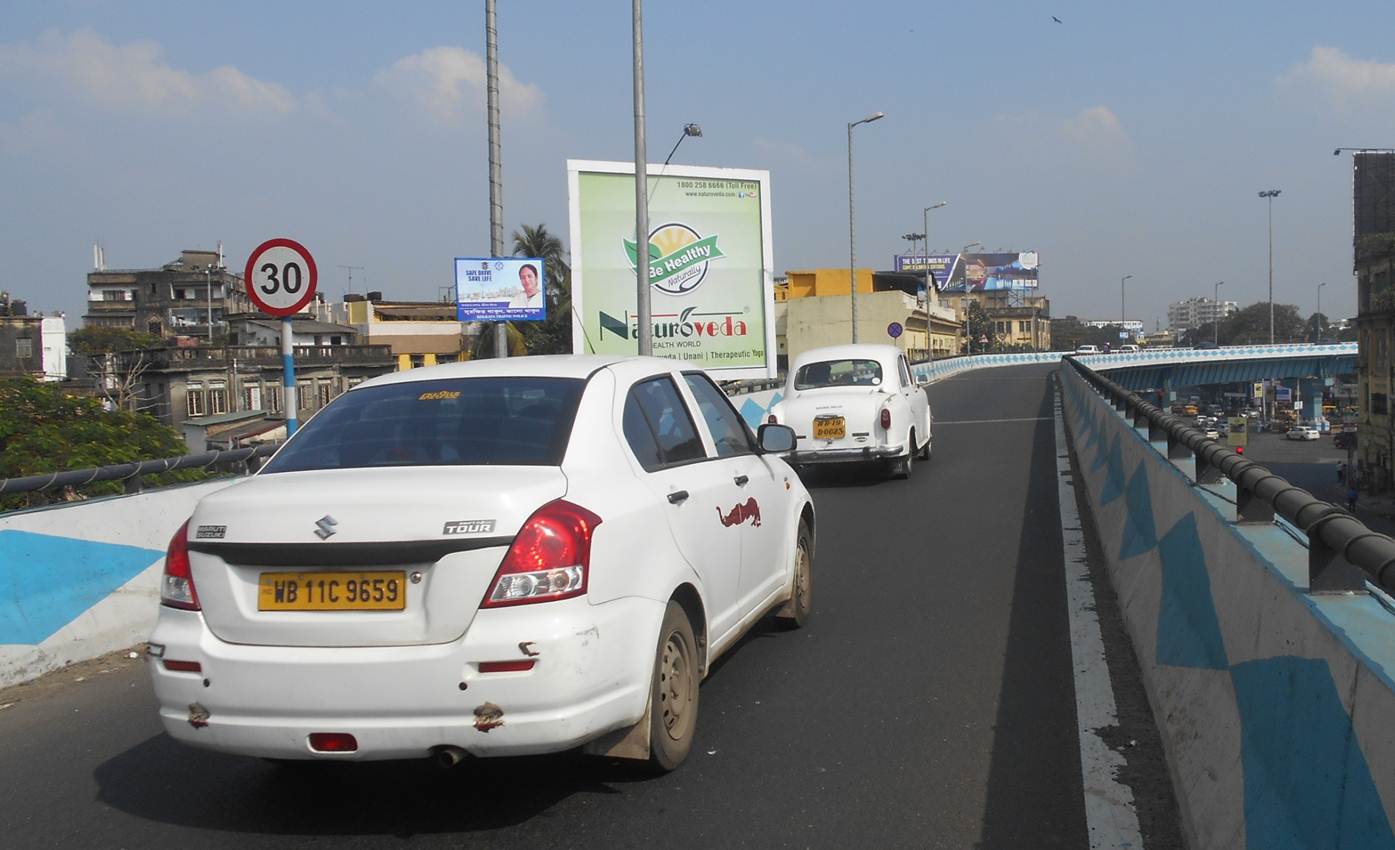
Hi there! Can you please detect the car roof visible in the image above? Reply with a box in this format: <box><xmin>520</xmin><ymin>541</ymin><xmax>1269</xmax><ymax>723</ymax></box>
<box><xmin>790</xmin><ymin>344</ymin><xmax>902</xmax><ymax>370</ymax></box>
<box><xmin>350</xmin><ymin>354</ymin><xmax>642</xmax><ymax>390</ymax></box>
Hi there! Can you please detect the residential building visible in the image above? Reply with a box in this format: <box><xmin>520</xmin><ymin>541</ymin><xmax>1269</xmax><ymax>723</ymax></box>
<box><xmin>226</xmin><ymin>313</ymin><xmax>359</xmax><ymax>348</ymax></box>
<box><xmin>339</xmin><ymin>294</ymin><xmax>478</xmax><ymax>370</ymax></box>
<box><xmin>84</xmin><ymin>248</ymin><xmax>255</xmax><ymax>340</ymax></box>
<box><xmin>0</xmin><ymin>292</ymin><xmax>66</xmax><ymax>380</ymax></box>
<box><xmin>1083</xmin><ymin>319</ymin><xmax>1145</xmax><ymax>335</ymax></box>
<box><xmin>1354</xmin><ymin>152</ymin><xmax>1395</xmax><ymax>490</ymax></box>
<box><xmin>1167</xmin><ymin>297</ymin><xmax>1238</xmax><ymax>333</ymax></box>
<box><xmin>938</xmin><ymin>289</ymin><xmax>1052</xmax><ymax>351</ymax></box>
<box><xmin>778</xmin><ymin>269</ymin><xmax>964</xmax><ymax>361</ymax></box>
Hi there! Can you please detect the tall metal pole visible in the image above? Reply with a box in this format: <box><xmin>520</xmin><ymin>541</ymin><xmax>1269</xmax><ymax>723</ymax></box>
<box><xmin>485</xmin><ymin>0</ymin><xmax>507</xmax><ymax>358</ymax></box>
<box><xmin>923</xmin><ymin>202</ymin><xmax>945</xmax><ymax>359</ymax></box>
<box><xmin>1259</xmin><ymin>188</ymin><xmax>1280</xmax><ymax>344</ymax></box>
<box><xmin>1214</xmin><ymin>280</ymin><xmax>1224</xmax><ymax>347</ymax></box>
<box><xmin>206</xmin><ymin>265</ymin><xmax>214</xmax><ymax>343</ymax></box>
<box><xmin>282</xmin><ymin>317</ymin><xmax>298</xmax><ymax>436</ymax></box>
<box><xmin>1317</xmin><ymin>281</ymin><xmax>1326</xmax><ymax>341</ymax></box>
<box><xmin>848</xmin><ymin>122</ymin><xmax>859</xmax><ymax>343</ymax></box>
<box><xmin>1120</xmin><ymin>274</ymin><xmax>1133</xmax><ymax>334</ymax></box>
<box><xmin>632</xmin><ymin>0</ymin><xmax>652</xmax><ymax>356</ymax></box>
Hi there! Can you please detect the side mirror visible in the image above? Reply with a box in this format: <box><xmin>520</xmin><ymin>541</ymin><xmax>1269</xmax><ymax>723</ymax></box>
<box><xmin>916</xmin><ymin>374</ymin><xmax>929</xmax><ymax>386</ymax></box>
<box><xmin>757</xmin><ymin>423</ymin><xmax>796</xmax><ymax>454</ymax></box>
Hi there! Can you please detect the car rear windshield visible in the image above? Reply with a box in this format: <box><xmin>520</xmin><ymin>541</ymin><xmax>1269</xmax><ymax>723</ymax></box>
<box><xmin>793</xmin><ymin>358</ymin><xmax>883</xmax><ymax>390</ymax></box>
<box><xmin>262</xmin><ymin>377</ymin><xmax>584</xmax><ymax>473</ymax></box>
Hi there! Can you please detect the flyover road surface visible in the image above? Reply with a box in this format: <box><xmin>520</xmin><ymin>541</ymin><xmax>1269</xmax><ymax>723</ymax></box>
<box><xmin>0</xmin><ymin>363</ymin><xmax>1177</xmax><ymax>849</ymax></box>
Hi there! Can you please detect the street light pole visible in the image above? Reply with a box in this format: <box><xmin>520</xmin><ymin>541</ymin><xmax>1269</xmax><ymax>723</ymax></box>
<box><xmin>485</xmin><ymin>0</ymin><xmax>507</xmax><ymax>358</ymax></box>
<box><xmin>1317</xmin><ymin>281</ymin><xmax>1327</xmax><ymax>342</ymax></box>
<box><xmin>205</xmin><ymin>264</ymin><xmax>215</xmax><ymax>343</ymax></box>
<box><xmin>632</xmin><ymin>0</ymin><xmax>652</xmax><ymax>356</ymax></box>
<box><xmin>1120</xmin><ymin>274</ymin><xmax>1133</xmax><ymax>336</ymax></box>
<box><xmin>923</xmin><ymin>201</ymin><xmax>947</xmax><ymax>358</ymax></box>
<box><xmin>961</xmin><ymin>241</ymin><xmax>982</xmax><ymax>352</ymax></box>
<box><xmin>1214</xmin><ymin>281</ymin><xmax>1224</xmax><ymax>347</ymax></box>
<box><xmin>1258</xmin><ymin>188</ymin><xmax>1281</xmax><ymax>344</ymax></box>
<box><xmin>847</xmin><ymin>111</ymin><xmax>885</xmax><ymax>343</ymax></box>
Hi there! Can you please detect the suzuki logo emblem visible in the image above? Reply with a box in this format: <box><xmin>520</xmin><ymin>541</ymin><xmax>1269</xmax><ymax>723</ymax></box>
<box><xmin>314</xmin><ymin>515</ymin><xmax>338</xmax><ymax>540</ymax></box>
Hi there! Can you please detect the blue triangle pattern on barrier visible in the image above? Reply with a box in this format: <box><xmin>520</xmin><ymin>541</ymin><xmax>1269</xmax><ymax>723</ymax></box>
<box><xmin>1119</xmin><ymin>462</ymin><xmax>1158</xmax><ymax>558</ymax></box>
<box><xmin>1154</xmin><ymin>513</ymin><xmax>1229</xmax><ymax>670</ymax></box>
<box><xmin>1099</xmin><ymin>436</ymin><xmax>1126</xmax><ymax>504</ymax></box>
<box><xmin>0</xmin><ymin>530</ymin><xmax>164</xmax><ymax>645</ymax></box>
<box><xmin>1232</xmin><ymin>657</ymin><xmax>1395</xmax><ymax>850</ymax></box>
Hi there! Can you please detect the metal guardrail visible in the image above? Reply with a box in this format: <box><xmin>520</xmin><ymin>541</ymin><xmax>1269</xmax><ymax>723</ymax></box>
<box><xmin>0</xmin><ymin>444</ymin><xmax>279</xmax><ymax>497</ymax></box>
<box><xmin>1065</xmin><ymin>356</ymin><xmax>1393</xmax><ymax>595</ymax></box>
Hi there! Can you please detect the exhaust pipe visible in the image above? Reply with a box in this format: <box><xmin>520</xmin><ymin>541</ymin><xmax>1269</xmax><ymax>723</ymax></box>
<box><xmin>433</xmin><ymin>745</ymin><xmax>467</xmax><ymax>769</ymax></box>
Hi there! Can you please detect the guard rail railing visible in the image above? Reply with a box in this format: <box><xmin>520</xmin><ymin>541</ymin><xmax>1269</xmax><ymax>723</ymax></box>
<box><xmin>0</xmin><ymin>444</ymin><xmax>279</xmax><ymax>498</ymax></box>
<box><xmin>1065</xmin><ymin>356</ymin><xmax>1394</xmax><ymax>595</ymax></box>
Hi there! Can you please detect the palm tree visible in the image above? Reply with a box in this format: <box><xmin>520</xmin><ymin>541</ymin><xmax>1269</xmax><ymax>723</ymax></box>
<box><xmin>472</xmin><ymin>223</ymin><xmax>573</xmax><ymax>358</ymax></box>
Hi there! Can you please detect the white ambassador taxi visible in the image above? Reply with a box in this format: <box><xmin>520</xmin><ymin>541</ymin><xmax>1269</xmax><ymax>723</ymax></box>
<box><xmin>149</xmin><ymin>355</ymin><xmax>815</xmax><ymax>772</ymax></box>
<box><xmin>766</xmin><ymin>344</ymin><xmax>932</xmax><ymax>478</ymax></box>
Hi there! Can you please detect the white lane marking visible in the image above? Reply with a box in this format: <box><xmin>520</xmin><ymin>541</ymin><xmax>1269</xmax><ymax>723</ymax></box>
<box><xmin>1054</xmin><ymin>389</ymin><xmax>1144</xmax><ymax>849</ymax></box>
<box><xmin>934</xmin><ymin>416</ymin><xmax>1054</xmax><ymax>425</ymax></box>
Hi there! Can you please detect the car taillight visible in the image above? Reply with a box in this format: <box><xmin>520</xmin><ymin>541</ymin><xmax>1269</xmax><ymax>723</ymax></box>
<box><xmin>880</xmin><ymin>408</ymin><xmax>891</xmax><ymax>430</ymax></box>
<box><xmin>482</xmin><ymin>500</ymin><xmax>602</xmax><ymax>608</ymax></box>
<box><xmin>160</xmin><ymin>519</ymin><xmax>200</xmax><ymax>611</ymax></box>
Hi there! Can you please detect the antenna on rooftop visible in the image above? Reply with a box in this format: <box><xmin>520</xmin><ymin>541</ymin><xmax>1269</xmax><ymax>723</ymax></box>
<box><xmin>92</xmin><ymin>242</ymin><xmax>106</xmax><ymax>271</ymax></box>
<box><xmin>337</xmin><ymin>264</ymin><xmax>365</xmax><ymax>297</ymax></box>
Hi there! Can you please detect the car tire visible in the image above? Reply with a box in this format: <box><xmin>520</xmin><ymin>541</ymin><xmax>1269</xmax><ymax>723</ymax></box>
<box><xmin>648</xmin><ymin>600</ymin><xmax>699</xmax><ymax>772</ymax></box>
<box><xmin>918</xmin><ymin>431</ymin><xmax>931</xmax><ymax>461</ymax></box>
<box><xmin>775</xmin><ymin>522</ymin><xmax>813</xmax><ymax>630</ymax></box>
<box><xmin>893</xmin><ymin>434</ymin><xmax>913</xmax><ymax>479</ymax></box>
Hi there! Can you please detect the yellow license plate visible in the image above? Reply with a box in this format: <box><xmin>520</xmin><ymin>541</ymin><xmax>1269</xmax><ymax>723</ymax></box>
<box><xmin>813</xmin><ymin>417</ymin><xmax>846</xmax><ymax>440</ymax></box>
<box><xmin>257</xmin><ymin>571</ymin><xmax>406</xmax><ymax>611</ymax></box>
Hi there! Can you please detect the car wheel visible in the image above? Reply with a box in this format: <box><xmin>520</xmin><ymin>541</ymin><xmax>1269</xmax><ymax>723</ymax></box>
<box><xmin>893</xmin><ymin>437</ymin><xmax>913</xmax><ymax>479</ymax></box>
<box><xmin>648</xmin><ymin>600</ymin><xmax>699</xmax><ymax>772</ymax></box>
<box><xmin>918</xmin><ymin>431</ymin><xmax>931</xmax><ymax>461</ymax></box>
<box><xmin>776</xmin><ymin>522</ymin><xmax>813</xmax><ymax>630</ymax></box>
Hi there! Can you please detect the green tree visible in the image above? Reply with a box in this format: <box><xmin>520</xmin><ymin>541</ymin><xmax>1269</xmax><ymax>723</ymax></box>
<box><xmin>965</xmin><ymin>302</ymin><xmax>992</xmax><ymax>352</ymax></box>
<box><xmin>68</xmin><ymin>326</ymin><xmax>164</xmax><ymax>411</ymax></box>
<box><xmin>1306</xmin><ymin>312</ymin><xmax>1331</xmax><ymax>342</ymax></box>
<box><xmin>1196</xmin><ymin>302</ymin><xmax>1306</xmax><ymax>345</ymax></box>
<box><xmin>472</xmin><ymin>222</ymin><xmax>573</xmax><ymax>358</ymax></box>
<box><xmin>0</xmin><ymin>378</ymin><xmax>199</xmax><ymax>511</ymax></box>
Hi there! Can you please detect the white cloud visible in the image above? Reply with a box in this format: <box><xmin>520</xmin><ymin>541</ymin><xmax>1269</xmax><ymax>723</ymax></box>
<box><xmin>375</xmin><ymin>46</ymin><xmax>542</xmax><ymax>123</ymax></box>
<box><xmin>0</xmin><ymin>29</ymin><xmax>294</xmax><ymax>113</ymax></box>
<box><xmin>1282</xmin><ymin>46</ymin><xmax>1395</xmax><ymax>104</ymax></box>
<box><xmin>1062</xmin><ymin>105</ymin><xmax>1128</xmax><ymax>148</ymax></box>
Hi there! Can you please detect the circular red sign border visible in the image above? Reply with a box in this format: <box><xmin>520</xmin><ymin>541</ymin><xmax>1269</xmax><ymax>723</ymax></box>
<box><xmin>243</xmin><ymin>237</ymin><xmax>318</xmax><ymax>318</ymax></box>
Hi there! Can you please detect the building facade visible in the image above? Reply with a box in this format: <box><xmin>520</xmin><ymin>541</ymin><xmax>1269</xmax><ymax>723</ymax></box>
<box><xmin>339</xmin><ymin>295</ymin><xmax>478</xmax><ymax>370</ymax></box>
<box><xmin>779</xmin><ymin>269</ymin><xmax>964</xmax><ymax>361</ymax></box>
<box><xmin>84</xmin><ymin>249</ymin><xmax>253</xmax><ymax>340</ymax></box>
<box><xmin>1355</xmin><ymin>152</ymin><xmax>1395</xmax><ymax>490</ymax></box>
<box><xmin>0</xmin><ymin>292</ymin><xmax>66</xmax><ymax>381</ymax></box>
<box><xmin>939</xmin><ymin>290</ymin><xmax>1052</xmax><ymax>351</ymax></box>
<box><xmin>1167</xmin><ymin>297</ymin><xmax>1239</xmax><ymax>333</ymax></box>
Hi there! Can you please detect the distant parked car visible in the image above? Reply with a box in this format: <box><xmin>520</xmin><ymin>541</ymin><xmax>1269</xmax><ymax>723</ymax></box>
<box><xmin>767</xmin><ymin>344</ymin><xmax>931</xmax><ymax>479</ymax></box>
<box><xmin>1287</xmin><ymin>427</ymin><xmax>1321</xmax><ymax>441</ymax></box>
<box><xmin>1118</xmin><ymin>344</ymin><xmax>1140</xmax><ymax>353</ymax></box>
<box><xmin>1075</xmin><ymin>344</ymin><xmax>1101</xmax><ymax>354</ymax></box>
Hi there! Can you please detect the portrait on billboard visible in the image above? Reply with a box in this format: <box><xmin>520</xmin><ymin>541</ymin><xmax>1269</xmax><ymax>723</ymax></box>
<box><xmin>454</xmin><ymin>257</ymin><xmax>547</xmax><ymax>322</ymax></box>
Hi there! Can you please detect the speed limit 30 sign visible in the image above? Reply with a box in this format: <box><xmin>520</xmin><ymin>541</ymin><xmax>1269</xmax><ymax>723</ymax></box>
<box><xmin>244</xmin><ymin>238</ymin><xmax>318</xmax><ymax>317</ymax></box>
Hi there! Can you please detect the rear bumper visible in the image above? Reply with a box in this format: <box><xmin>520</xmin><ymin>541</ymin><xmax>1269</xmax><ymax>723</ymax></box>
<box><xmin>790</xmin><ymin>444</ymin><xmax>904</xmax><ymax>465</ymax></box>
<box><xmin>148</xmin><ymin>595</ymin><xmax>665</xmax><ymax>761</ymax></box>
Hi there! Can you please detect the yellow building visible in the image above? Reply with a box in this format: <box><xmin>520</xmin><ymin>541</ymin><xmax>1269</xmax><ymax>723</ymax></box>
<box><xmin>939</xmin><ymin>290</ymin><xmax>1052</xmax><ymax>351</ymax></box>
<box><xmin>779</xmin><ymin>268</ymin><xmax>963</xmax><ymax>362</ymax></box>
<box><xmin>342</xmin><ymin>297</ymin><xmax>475</xmax><ymax>371</ymax></box>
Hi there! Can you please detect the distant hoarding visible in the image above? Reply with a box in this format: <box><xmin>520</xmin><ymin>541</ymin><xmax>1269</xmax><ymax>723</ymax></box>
<box><xmin>1354</xmin><ymin>152</ymin><xmax>1395</xmax><ymax>240</ymax></box>
<box><xmin>894</xmin><ymin>251</ymin><xmax>1039</xmax><ymax>291</ymax></box>
<box><xmin>454</xmin><ymin>257</ymin><xmax>547</xmax><ymax>322</ymax></box>
<box><xmin>567</xmin><ymin>160</ymin><xmax>775</xmax><ymax>379</ymax></box>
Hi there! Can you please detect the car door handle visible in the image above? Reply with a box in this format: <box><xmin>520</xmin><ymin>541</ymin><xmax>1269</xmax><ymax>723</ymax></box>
<box><xmin>733</xmin><ymin>475</ymin><xmax>749</xmax><ymax>486</ymax></box>
<box><xmin>667</xmin><ymin>490</ymin><xmax>690</xmax><ymax>504</ymax></box>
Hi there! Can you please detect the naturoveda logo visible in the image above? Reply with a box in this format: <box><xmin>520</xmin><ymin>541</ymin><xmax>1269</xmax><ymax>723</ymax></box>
<box><xmin>624</xmin><ymin>222</ymin><xmax>725</xmax><ymax>296</ymax></box>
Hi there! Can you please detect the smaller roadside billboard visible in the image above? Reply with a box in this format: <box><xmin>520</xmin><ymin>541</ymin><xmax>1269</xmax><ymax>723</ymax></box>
<box><xmin>894</xmin><ymin>252</ymin><xmax>1039</xmax><ymax>291</ymax></box>
<box><xmin>454</xmin><ymin>257</ymin><xmax>547</xmax><ymax>322</ymax></box>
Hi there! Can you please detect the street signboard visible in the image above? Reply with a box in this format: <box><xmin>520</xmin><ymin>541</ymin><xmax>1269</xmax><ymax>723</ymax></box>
<box><xmin>1276</xmin><ymin>386</ymin><xmax>1292</xmax><ymax>403</ymax></box>
<box><xmin>1227</xmin><ymin>416</ymin><xmax>1248</xmax><ymax>448</ymax></box>
<box><xmin>887</xmin><ymin>321</ymin><xmax>903</xmax><ymax>339</ymax></box>
<box><xmin>568</xmin><ymin>159</ymin><xmax>775</xmax><ymax>380</ymax></box>
<box><xmin>1253</xmin><ymin>382</ymin><xmax>1264</xmax><ymax>399</ymax></box>
<box><xmin>453</xmin><ymin>257</ymin><xmax>547</xmax><ymax>322</ymax></box>
<box><xmin>244</xmin><ymin>238</ymin><xmax>317</xmax><ymax>317</ymax></box>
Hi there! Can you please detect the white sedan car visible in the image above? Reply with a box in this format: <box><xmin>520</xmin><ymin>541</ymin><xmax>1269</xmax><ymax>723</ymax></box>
<box><xmin>149</xmin><ymin>355</ymin><xmax>815</xmax><ymax>771</ymax></box>
<box><xmin>767</xmin><ymin>344</ymin><xmax>932</xmax><ymax>478</ymax></box>
<box><xmin>1287</xmin><ymin>426</ymin><xmax>1321</xmax><ymax>441</ymax></box>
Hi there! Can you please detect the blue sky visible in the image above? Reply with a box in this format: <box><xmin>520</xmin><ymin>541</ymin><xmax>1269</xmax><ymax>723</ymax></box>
<box><xmin>2</xmin><ymin>0</ymin><xmax>1393</xmax><ymax>330</ymax></box>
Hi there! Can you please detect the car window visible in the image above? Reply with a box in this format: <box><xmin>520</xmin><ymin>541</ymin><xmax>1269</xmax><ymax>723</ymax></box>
<box><xmin>262</xmin><ymin>377</ymin><xmax>583</xmax><ymax>473</ymax></box>
<box><xmin>898</xmin><ymin>357</ymin><xmax>913</xmax><ymax>389</ymax></box>
<box><xmin>623</xmin><ymin>376</ymin><xmax>707</xmax><ymax>471</ymax></box>
<box><xmin>794</xmin><ymin>358</ymin><xmax>883</xmax><ymax>389</ymax></box>
<box><xmin>682</xmin><ymin>372</ymin><xmax>754</xmax><ymax>458</ymax></box>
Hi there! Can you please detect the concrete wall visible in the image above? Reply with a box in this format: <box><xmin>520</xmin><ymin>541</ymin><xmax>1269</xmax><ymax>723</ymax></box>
<box><xmin>1060</xmin><ymin>362</ymin><xmax>1395</xmax><ymax>849</ymax></box>
<box><xmin>0</xmin><ymin>480</ymin><xmax>239</xmax><ymax>687</ymax></box>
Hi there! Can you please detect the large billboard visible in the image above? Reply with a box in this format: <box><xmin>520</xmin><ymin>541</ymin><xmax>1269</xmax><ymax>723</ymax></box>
<box><xmin>1354</xmin><ymin>153</ymin><xmax>1395</xmax><ymax>267</ymax></box>
<box><xmin>453</xmin><ymin>257</ymin><xmax>547</xmax><ymax>321</ymax></box>
<box><xmin>567</xmin><ymin>160</ymin><xmax>775</xmax><ymax>379</ymax></box>
<box><xmin>894</xmin><ymin>251</ymin><xmax>1039</xmax><ymax>291</ymax></box>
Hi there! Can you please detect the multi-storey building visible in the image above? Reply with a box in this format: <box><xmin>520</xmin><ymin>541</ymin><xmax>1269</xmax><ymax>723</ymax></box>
<box><xmin>1167</xmin><ymin>297</ymin><xmax>1239</xmax><ymax>333</ymax></box>
<box><xmin>84</xmin><ymin>249</ymin><xmax>253</xmax><ymax>340</ymax></box>
<box><xmin>1354</xmin><ymin>152</ymin><xmax>1395</xmax><ymax>490</ymax></box>
<box><xmin>938</xmin><ymin>290</ymin><xmax>1052</xmax><ymax>351</ymax></box>
<box><xmin>0</xmin><ymin>292</ymin><xmax>66</xmax><ymax>380</ymax></box>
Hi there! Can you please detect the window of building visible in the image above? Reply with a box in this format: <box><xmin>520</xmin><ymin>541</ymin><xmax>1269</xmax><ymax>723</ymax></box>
<box><xmin>186</xmin><ymin>385</ymin><xmax>206</xmax><ymax>417</ymax></box>
<box><xmin>1373</xmin><ymin>392</ymin><xmax>1388</xmax><ymax>416</ymax></box>
<box><xmin>15</xmin><ymin>338</ymin><xmax>33</xmax><ymax>360</ymax></box>
<box><xmin>208</xmin><ymin>385</ymin><xmax>228</xmax><ymax>415</ymax></box>
<box><xmin>1018</xmin><ymin>321</ymin><xmax>1029</xmax><ymax>333</ymax></box>
<box><xmin>409</xmin><ymin>354</ymin><xmax>425</xmax><ymax>369</ymax></box>
<box><xmin>330</xmin><ymin>336</ymin><xmax>342</xmax><ymax>345</ymax></box>
<box><xmin>437</xmin><ymin>353</ymin><xmax>457</xmax><ymax>364</ymax></box>
<box><xmin>318</xmin><ymin>381</ymin><xmax>332</xmax><ymax>407</ymax></box>
<box><xmin>300</xmin><ymin>383</ymin><xmax>314</xmax><ymax>409</ymax></box>
<box><xmin>346</xmin><ymin>376</ymin><xmax>364</xmax><ymax>389</ymax></box>
<box><xmin>267</xmin><ymin>385</ymin><xmax>282</xmax><ymax>413</ymax></box>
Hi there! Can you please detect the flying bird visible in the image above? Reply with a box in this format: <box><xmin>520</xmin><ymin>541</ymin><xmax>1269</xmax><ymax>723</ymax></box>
<box><xmin>1052</xmin><ymin>15</ymin><xmax>1063</xmax><ymax>23</ymax></box>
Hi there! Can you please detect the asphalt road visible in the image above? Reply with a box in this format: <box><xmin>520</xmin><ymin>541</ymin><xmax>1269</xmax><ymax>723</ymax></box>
<box><xmin>0</xmin><ymin>364</ymin><xmax>1164</xmax><ymax>848</ymax></box>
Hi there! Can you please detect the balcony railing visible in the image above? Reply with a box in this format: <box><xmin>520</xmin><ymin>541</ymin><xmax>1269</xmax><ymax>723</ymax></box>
<box><xmin>147</xmin><ymin>344</ymin><xmax>394</xmax><ymax>369</ymax></box>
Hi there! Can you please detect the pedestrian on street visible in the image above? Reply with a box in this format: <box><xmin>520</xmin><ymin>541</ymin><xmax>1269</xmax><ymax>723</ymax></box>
<box><xmin>1347</xmin><ymin>487</ymin><xmax>1359</xmax><ymax>512</ymax></box>
<box><xmin>1337</xmin><ymin>461</ymin><xmax>1345</xmax><ymax>482</ymax></box>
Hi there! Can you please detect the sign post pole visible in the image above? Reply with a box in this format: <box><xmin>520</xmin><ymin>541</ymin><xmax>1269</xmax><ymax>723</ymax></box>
<box><xmin>282</xmin><ymin>317</ymin><xmax>298</xmax><ymax>436</ymax></box>
<box><xmin>245</xmin><ymin>238</ymin><xmax>317</xmax><ymax>440</ymax></box>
